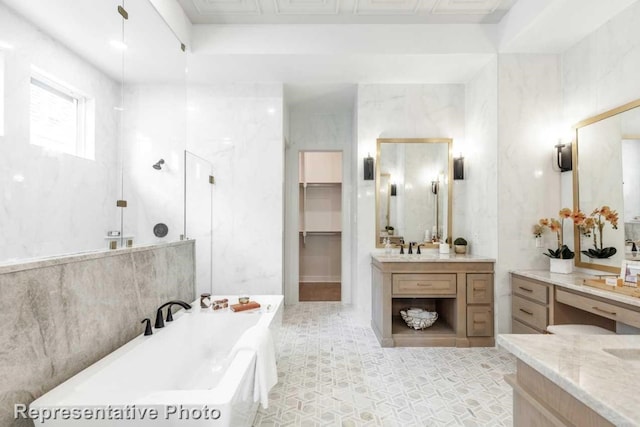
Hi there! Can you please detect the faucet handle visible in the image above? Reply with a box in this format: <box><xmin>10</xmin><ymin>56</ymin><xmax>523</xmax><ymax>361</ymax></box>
<box><xmin>154</xmin><ymin>308</ymin><xmax>165</xmax><ymax>329</ymax></box>
<box><xmin>141</xmin><ymin>318</ymin><xmax>153</xmax><ymax>336</ymax></box>
<box><xmin>166</xmin><ymin>307</ymin><xmax>174</xmax><ymax>322</ymax></box>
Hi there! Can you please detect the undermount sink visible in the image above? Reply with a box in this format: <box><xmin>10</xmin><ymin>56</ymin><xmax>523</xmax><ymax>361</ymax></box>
<box><xmin>602</xmin><ymin>348</ymin><xmax>640</xmax><ymax>361</ymax></box>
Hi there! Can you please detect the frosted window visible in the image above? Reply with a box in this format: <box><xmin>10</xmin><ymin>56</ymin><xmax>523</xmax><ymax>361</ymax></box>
<box><xmin>29</xmin><ymin>69</ymin><xmax>93</xmax><ymax>159</ymax></box>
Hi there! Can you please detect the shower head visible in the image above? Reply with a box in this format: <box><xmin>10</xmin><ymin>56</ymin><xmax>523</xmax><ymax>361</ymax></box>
<box><xmin>152</xmin><ymin>159</ymin><xmax>165</xmax><ymax>170</ymax></box>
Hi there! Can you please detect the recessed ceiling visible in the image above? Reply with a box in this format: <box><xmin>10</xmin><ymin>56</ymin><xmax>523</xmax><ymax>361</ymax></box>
<box><xmin>177</xmin><ymin>0</ymin><xmax>516</xmax><ymax>24</ymax></box>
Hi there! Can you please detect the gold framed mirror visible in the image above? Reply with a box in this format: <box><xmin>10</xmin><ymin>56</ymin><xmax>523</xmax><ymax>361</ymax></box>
<box><xmin>375</xmin><ymin>138</ymin><xmax>453</xmax><ymax>248</ymax></box>
<box><xmin>573</xmin><ymin>98</ymin><xmax>640</xmax><ymax>273</ymax></box>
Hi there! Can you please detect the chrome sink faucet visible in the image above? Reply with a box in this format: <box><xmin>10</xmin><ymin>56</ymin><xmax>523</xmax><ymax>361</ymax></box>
<box><xmin>154</xmin><ymin>300</ymin><xmax>192</xmax><ymax>329</ymax></box>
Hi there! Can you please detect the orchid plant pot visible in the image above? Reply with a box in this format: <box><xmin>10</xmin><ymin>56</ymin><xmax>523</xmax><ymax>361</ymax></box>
<box><xmin>549</xmin><ymin>258</ymin><xmax>573</xmax><ymax>274</ymax></box>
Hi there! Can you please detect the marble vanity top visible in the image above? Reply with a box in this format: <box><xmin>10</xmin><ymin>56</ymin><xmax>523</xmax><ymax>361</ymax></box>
<box><xmin>371</xmin><ymin>253</ymin><xmax>495</xmax><ymax>263</ymax></box>
<box><xmin>498</xmin><ymin>334</ymin><xmax>640</xmax><ymax>426</ymax></box>
<box><xmin>512</xmin><ymin>269</ymin><xmax>640</xmax><ymax>309</ymax></box>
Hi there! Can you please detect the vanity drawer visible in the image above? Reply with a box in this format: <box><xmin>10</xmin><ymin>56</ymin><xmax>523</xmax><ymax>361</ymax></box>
<box><xmin>512</xmin><ymin>295</ymin><xmax>548</xmax><ymax>331</ymax></box>
<box><xmin>467</xmin><ymin>306</ymin><xmax>493</xmax><ymax>337</ymax></box>
<box><xmin>512</xmin><ymin>319</ymin><xmax>542</xmax><ymax>334</ymax></box>
<box><xmin>467</xmin><ymin>274</ymin><xmax>493</xmax><ymax>304</ymax></box>
<box><xmin>392</xmin><ymin>274</ymin><xmax>457</xmax><ymax>295</ymax></box>
<box><xmin>556</xmin><ymin>288</ymin><xmax>640</xmax><ymax>329</ymax></box>
<box><xmin>512</xmin><ymin>276</ymin><xmax>549</xmax><ymax>304</ymax></box>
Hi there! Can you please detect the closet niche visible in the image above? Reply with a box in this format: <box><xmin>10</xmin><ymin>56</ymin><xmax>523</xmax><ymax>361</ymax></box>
<box><xmin>299</xmin><ymin>152</ymin><xmax>343</xmax><ymax>301</ymax></box>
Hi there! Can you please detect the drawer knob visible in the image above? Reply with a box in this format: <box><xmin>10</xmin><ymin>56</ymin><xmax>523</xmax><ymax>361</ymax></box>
<box><xmin>592</xmin><ymin>306</ymin><xmax>617</xmax><ymax>316</ymax></box>
<box><xmin>417</xmin><ymin>283</ymin><xmax>432</xmax><ymax>287</ymax></box>
<box><xmin>519</xmin><ymin>287</ymin><xmax>533</xmax><ymax>293</ymax></box>
<box><xmin>519</xmin><ymin>308</ymin><xmax>534</xmax><ymax>316</ymax></box>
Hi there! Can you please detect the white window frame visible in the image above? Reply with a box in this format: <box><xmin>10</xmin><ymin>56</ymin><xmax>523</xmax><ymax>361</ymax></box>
<box><xmin>29</xmin><ymin>66</ymin><xmax>95</xmax><ymax>160</ymax></box>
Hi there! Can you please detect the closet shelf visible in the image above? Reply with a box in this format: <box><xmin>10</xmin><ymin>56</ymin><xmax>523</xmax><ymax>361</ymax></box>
<box><xmin>299</xmin><ymin>182</ymin><xmax>342</xmax><ymax>186</ymax></box>
<box><xmin>299</xmin><ymin>230</ymin><xmax>341</xmax><ymax>234</ymax></box>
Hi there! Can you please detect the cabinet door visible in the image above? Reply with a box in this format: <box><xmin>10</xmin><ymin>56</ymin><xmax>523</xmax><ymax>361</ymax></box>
<box><xmin>392</xmin><ymin>273</ymin><xmax>457</xmax><ymax>296</ymax></box>
<box><xmin>512</xmin><ymin>275</ymin><xmax>549</xmax><ymax>304</ymax></box>
<box><xmin>512</xmin><ymin>295</ymin><xmax>547</xmax><ymax>331</ymax></box>
<box><xmin>467</xmin><ymin>273</ymin><xmax>493</xmax><ymax>304</ymax></box>
<box><xmin>467</xmin><ymin>306</ymin><xmax>493</xmax><ymax>337</ymax></box>
<box><xmin>512</xmin><ymin>319</ymin><xmax>541</xmax><ymax>334</ymax></box>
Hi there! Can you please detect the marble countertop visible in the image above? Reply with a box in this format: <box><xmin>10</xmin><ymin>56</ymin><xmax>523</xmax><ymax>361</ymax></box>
<box><xmin>371</xmin><ymin>253</ymin><xmax>495</xmax><ymax>263</ymax></box>
<box><xmin>511</xmin><ymin>269</ymin><xmax>640</xmax><ymax>309</ymax></box>
<box><xmin>498</xmin><ymin>333</ymin><xmax>640</xmax><ymax>426</ymax></box>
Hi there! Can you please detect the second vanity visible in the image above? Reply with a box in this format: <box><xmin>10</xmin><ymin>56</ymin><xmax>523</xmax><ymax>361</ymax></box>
<box><xmin>502</xmin><ymin>271</ymin><xmax>640</xmax><ymax>426</ymax></box>
<box><xmin>511</xmin><ymin>270</ymin><xmax>640</xmax><ymax>334</ymax></box>
<box><xmin>371</xmin><ymin>253</ymin><xmax>495</xmax><ymax>347</ymax></box>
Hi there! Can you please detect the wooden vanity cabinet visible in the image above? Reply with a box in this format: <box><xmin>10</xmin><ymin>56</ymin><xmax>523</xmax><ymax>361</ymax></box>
<box><xmin>511</xmin><ymin>275</ymin><xmax>552</xmax><ymax>333</ymax></box>
<box><xmin>510</xmin><ymin>273</ymin><xmax>624</xmax><ymax>334</ymax></box>
<box><xmin>371</xmin><ymin>258</ymin><xmax>495</xmax><ymax>347</ymax></box>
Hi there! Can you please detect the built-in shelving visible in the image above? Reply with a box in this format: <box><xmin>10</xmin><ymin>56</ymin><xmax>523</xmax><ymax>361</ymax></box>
<box><xmin>299</xmin><ymin>152</ymin><xmax>343</xmax><ymax>301</ymax></box>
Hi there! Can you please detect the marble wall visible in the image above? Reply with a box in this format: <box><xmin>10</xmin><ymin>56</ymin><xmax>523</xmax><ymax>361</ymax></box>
<box><xmin>561</xmin><ymin>0</ymin><xmax>640</xmax><ymax>242</ymax></box>
<box><xmin>122</xmin><ymin>84</ymin><xmax>186</xmax><ymax>247</ymax></box>
<box><xmin>187</xmin><ymin>83</ymin><xmax>284</xmax><ymax>296</ymax></box>
<box><xmin>462</xmin><ymin>58</ymin><xmax>498</xmax><ymax>259</ymax></box>
<box><xmin>284</xmin><ymin>110</ymin><xmax>354</xmax><ymax>304</ymax></box>
<box><xmin>356</xmin><ymin>84</ymin><xmax>465</xmax><ymax>321</ymax></box>
<box><xmin>0</xmin><ymin>3</ymin><xmax>121</xmax><ymax>263</ymax></box>
<box><xmin>463</xmin><ymin>58</ymin><xmax>500</xmax><ymax>326</ymax></box>
<box><xmin>497</xmin><ymin>54</ymin><xmax>562</xmax><ymax>333</ymax></box>
<box><xmin>0</xmin><ymin>241</ymin><xmax>195</xmax><ymax>427</ymax></box>
<box><xmin>562</xmin><ymin>0</ymin><xmax>640</xmax><ymax>129</ymax></box>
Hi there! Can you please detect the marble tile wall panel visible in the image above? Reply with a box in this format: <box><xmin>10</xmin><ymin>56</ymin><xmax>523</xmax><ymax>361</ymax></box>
<box><xmin>187</xmin><ymin>84</ymin><xmax>284</xmax><ymax>296</ymax></box>
<box><xmin>0</xmin><ymin>241</ymin><xmax>195</xmax><ymax>427</ymax></box>
<box><xmin>285</xmin><ymin>111</ymin><xmax>354</xmax><ymax>305</ymax></box>
<box><xmin>356</xmin><ymin>84</ymin><xmax>465</xmax><ymax>322</ymax></box>
<box><xmin>562</xmin><ymin>0</ymin><xmax>640</xmax><ymax>128</ymax></box>
<box><xmin>497</xmin><ymin>54</ymin><xmax>562</xmax><ymax>333</ymax></box>
<box><xmin>463</xmin><ymin>58</ymin><xmax>500</xmax><ymax>328</ymax></box>
<box><xmin>122</xmin><ymin>84</ymin><xmax>187</xmax><ymax>247</ymax></box>
<box><xmin>0</xmin><ymin>3</ymin><xmax>120</xmax><ymax>264</ymax></box>
<box><xmin>561</xmin><ymin>1</ymin><xmax>640</xmax><ymax>218</ymax></box>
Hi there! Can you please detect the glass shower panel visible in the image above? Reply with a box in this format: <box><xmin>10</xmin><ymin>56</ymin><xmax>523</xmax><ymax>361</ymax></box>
<box><xmin>184</xmin><ymin>151</ymin><xmax>213</xmax><ymax>295</ymax></box>
<box><xmin>120</xmin><ymin>0</ymin><xmax>187</xmax><ymax>247</ymax></box>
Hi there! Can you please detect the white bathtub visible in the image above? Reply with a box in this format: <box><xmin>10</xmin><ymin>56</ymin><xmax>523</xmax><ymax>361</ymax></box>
<box><xmin>28</xmin><ymin>295</ymin><xmax>283</xmax><ymax>427</ymax></box>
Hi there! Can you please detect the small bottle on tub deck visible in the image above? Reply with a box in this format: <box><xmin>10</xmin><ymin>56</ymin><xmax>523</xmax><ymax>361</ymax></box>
<box><xmin>200</xmin><ymin>293</ymin><xmax>211</xmax><ymax>308</ymax></box>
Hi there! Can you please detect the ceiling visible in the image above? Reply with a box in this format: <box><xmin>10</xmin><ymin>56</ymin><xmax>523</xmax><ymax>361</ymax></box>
<box><xmin>3</xmin><ymin>0</ymin><xmax>640</xmax><ymax>88</ymax></box>
<box><xmin>176</xmin><ymin>0</ymin><xmax>516</xmax><ymax>24</ymax></box>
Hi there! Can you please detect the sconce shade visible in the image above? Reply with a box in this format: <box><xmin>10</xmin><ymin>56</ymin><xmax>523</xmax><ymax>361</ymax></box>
<box><xmin>364</xmin><ymin>154</ymin><xmax>374</xmax><ymax>180</ymax></box>
<box><xmin>555</xmin><ymin>142</ymin><xmax>572</xmax><ymax>172</ymax></box>
<box><xmin>390</xmin><ymin>184</ymin><xmax>397</xmax><ymax>196</ymax></box>
<box><xmin>454</xmin><ymin>157</ymin><xmax>464</xmax><ymax>180</ymax></box>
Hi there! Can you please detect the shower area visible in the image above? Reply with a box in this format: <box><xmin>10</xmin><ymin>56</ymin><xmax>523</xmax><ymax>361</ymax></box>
<box><xmin>184</xmin><ymin>150</ymin><xmax>214</xmax><ymax>295</ymax></box>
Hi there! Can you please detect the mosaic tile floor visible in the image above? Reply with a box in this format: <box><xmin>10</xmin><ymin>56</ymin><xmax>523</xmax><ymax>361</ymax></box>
<box><xmin>254</xmin><ymin>303</ymin><xmax>515</xmax><ymax>427</ymax></box>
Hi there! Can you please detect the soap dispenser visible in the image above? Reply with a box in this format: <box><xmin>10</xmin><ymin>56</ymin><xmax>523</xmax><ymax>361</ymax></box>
<box><xmin>384</xmin><ymin>238</ymin><xmax>392</xmax><ymax>254</ymax></box>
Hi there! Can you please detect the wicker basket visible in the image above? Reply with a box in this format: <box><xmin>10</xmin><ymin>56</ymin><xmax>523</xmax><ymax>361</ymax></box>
<box><xmin>400</xmin><ymin>308</ymin><xmax>438</xmax><ymax>330</ymax></box>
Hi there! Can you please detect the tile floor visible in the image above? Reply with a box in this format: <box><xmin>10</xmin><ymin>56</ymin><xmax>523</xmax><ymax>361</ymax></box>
<box><xmin>254</xmin><ymin>303</ymin><xmax>515</xmax><ymax>426</ymax></box>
